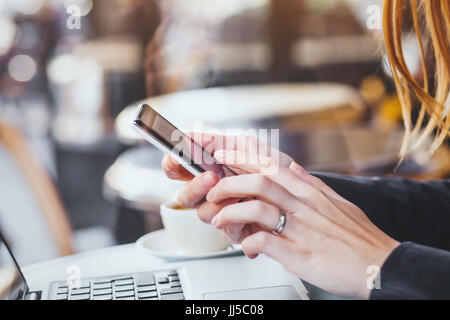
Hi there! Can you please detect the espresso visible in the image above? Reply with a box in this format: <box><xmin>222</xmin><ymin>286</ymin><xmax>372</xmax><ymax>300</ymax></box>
<box><xmin>171</xmin><ymin>204</ymin><xmax>189</xmax><ymax>210</ymax></box>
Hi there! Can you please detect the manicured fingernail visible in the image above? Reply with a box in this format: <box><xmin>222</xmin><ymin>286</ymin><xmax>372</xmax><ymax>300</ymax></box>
<box><xmin>206</xmin><ymin>190</ymin><xmax>215</xmax><ymax>202</ymax></box>
<box><xmin>214</xmin><ymin>150</ymin><xmax>225</xmax><ymax>160</ymax></box>
<box><xmin>202</xmin><ymin>172</ymin><xmax>216</xmax><ymax>188</ymax></box>
<box><xmin>166</xmin><ymin>155</ymin><xmax>179</xmax><ymax>167</ymax></box>
<box><xmin>165</xmin><ymin>167</ymin><xmax>180</xmax><ymax>179</ymax></box>
<box><xmin>289</xmin><ymin>161</ymin><xmax>307</xmax><ymax>178</ymax></box>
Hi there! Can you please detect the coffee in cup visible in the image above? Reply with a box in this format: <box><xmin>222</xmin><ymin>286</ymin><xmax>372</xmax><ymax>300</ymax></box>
<box><xmin>160</xmin><ymin>201</ymin><xmax>230</xmax><ymax>254</ymax></box>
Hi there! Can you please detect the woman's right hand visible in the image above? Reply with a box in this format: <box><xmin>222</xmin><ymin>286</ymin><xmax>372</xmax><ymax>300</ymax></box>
<box><xmin>161</xmin><ymin>133</ymin><xmax>293</xmax><ymax>242</ymax></box>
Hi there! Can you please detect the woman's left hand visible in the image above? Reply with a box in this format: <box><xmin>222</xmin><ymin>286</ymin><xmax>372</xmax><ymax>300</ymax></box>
<box><xmin>206</xmin><ymin>150</ymin><xmax>400</xmax><ymax>299</ymax></box>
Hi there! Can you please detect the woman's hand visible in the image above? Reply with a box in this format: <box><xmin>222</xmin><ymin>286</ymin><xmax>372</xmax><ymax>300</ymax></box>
<box><xmin>204</xmin><ymin>149</ymin><xmax>400</xmax><ymax>299</ymax></box>
<box><xmin>162</xmin><ymin>133</ymin><xmax>293</xmax><ymax>220</ymax></box>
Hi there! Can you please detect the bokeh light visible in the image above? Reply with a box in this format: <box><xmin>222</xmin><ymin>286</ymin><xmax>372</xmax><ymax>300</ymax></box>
<box><xmin>47</xmin><ymin>54</ymin><xmax>79</xmax><ymax>85</ymax></box>
<box><xmin>14</xmin><ymin>0</ymin><xmax>44</xmax><ymax>15</ymax></box>
<box><xmin>63</xmin><ymin>0</ymin><xmax>93</xmax><ymax>17</ymax></box>
<box><xmin>8</xmin><ymin>54</ymin><xmax>37</xmax><ymax>82</ymax></box>
<box><xmin>0</xmin><ymin>17</ymin><xmax>16</xmax><ymax>55</ymax></box>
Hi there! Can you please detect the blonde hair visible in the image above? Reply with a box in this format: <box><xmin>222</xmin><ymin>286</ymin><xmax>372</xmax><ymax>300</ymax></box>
<box><xmin>383</xmin><ymin>0</ymin><xmax>450</xmax><ymax>159</ymax></box>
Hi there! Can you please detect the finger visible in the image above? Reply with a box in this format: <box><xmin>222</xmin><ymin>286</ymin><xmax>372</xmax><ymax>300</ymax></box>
<box><xmin>289</xmin><ymin>162</ymin><xmax>344</xmax><ymax>200</ymax></box>
<box><xmin>177</xmin><ymin>171</ymin><xmax>219</xmax><ymax>208</ymax></box>
<box><xmin>214</xmin><ymin>150</ymin><xmax>331</xmax><ymax>212</ymax></box>
<box><xmin>213</xmin><ymin>152</ymin><xmax>369</xmax><ymax>244</ymax></box>
<box><xmin>162</xmin><ymin>155</ymin><xmax>194</xmax><ymax>181</ymax></box>
<box><xmin>197</xmin><ymin>198</ymin><xmax>238</xmax><ymax>224</ymax></box>
<box><xmin>214</xmin><ymin>151</ymin><xmax>323</xmax><ymax>207</ymax></box>
<box><xmin>176</xmin><ymin>133</ymin><xmax>250</xmax><ymax>176</ymax></box>
<box><xmin>288</xmin><ymin>163</ymin><xmax>385</xmax><ymax>247</ymax></box>
<box><xmin>223</xmin><ymin>154</ymin><xmax>361</xmax><ymax>228</ymax></box>
<box><xmin>289</xmin><ymin>162</ymin><xmax>373</xmax><ymax>225</ymax></box>
<box><xmin>162</xmin><ymin>133</ymin><xmax>243</xmax><ymax>180</ymax></box>
<box><xmin>211</xmin><ymin>200</ymin><xmax>297</xmax><ymax>239</ymax></box>
<box><xmin>197</xmin><ymin>199</ymin><xmax>245</xmax><ymax>244</ymax></box>
<box><xmin>221</xmin><ymin>223</ymin><xmax>249</xmax><ymax>244</ymax></box>
<box><xmin>187</xmin><ymin>133</ymin><xmax>292</xmax><ymax>167</ymax></box>
<box><xmin>185</xmin><ymin>132</ymin><xmax>231</xmax><ymax>158</ymax></box>
<box><xmin>187</xmin><ymin>133</ymin><xmax>257</xmax><ymax>154</ymax></box>
<box><xmin>241</xmin><ymin>231</ymin><xmax>301</xmax><ymax>263</ymax></box>
<box><xmin>206</xmin><ymin>174</ymin><xmax>301</xmax><ymax>213</ymax></box>
<box><xmin>214</xmin><ymin>149</ymin><xmax>280</xmax><ymax>176</ymax></box>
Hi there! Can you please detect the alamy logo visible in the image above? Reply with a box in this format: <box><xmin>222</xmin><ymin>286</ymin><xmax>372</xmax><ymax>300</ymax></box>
<box><xmin>366</xmin><ymin>5</ymin><xmax>382</xmax><ymax>30</ymax></box>
<box><xmin>170</xmin><ymin>124</ymin><xmax>281</xmax><ymax>176</ymax></box>
<box><xmin>66</xmin><ymin>265</ymin><xmax>81</xmax><ymax>289</ymax></box>
<box><xmin>66</xmin><ymin>5</ymin><xmax>81</xmax><ymax>30</ymax></box>
<box><xmin>366</xmin><ymin>265</ymin><xmax>381</xmax><ymax>290</ymax></box>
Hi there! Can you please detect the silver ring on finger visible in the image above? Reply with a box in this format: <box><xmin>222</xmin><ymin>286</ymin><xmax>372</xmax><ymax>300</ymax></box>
<box><xmin>272</xmin><ymin>213</ymin><xmax>287</xmax><ymax>236</ymax></box>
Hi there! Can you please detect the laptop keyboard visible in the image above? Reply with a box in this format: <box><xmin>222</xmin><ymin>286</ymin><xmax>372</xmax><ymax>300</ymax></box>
<box><xmin>54</xmin><ymin>270</ymin><xmax>184</xmax><ymax>300</ymax></box>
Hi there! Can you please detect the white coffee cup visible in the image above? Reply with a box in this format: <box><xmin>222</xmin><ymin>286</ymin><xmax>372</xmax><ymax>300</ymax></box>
<box><xmin>160</xmin><ymin>201</ymin><xmax>230</xmax><ymax>254</ymax></box>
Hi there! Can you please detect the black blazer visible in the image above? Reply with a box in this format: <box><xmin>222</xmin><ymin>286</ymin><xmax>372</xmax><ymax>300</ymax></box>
<box><xmin>314</xmin><ymin>172</ymin><xmax>450</xmax><ymax>300</ymax></box>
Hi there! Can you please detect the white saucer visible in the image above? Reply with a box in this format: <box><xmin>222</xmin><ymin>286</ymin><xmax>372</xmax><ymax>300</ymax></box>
<box><xmin>136</xmin><ymin>229</ymin><xmax>243</xmax><ymax>261</ymax></box>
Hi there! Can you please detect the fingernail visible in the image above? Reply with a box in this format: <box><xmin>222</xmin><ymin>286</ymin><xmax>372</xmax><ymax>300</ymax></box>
<box><xmin>211</xmin><ymin>216</ymin><xmax>218</xmax><ymax>227</ymax></box>
<box><xmin>206</xmin><ymin>190</ymin><xmax>215</xmax><ymax>202</ymax></box>
<box><xmin>214</xmin><ymin>150</ymin><xmax>225</xmax><ymax>160</ymax></box>
<box><xmin>164</xmin><ymin>166</ymin><xmax>179</xmax><ymax>179</ymax></box>
<box><xmin>289</xmin><ymin>161</ymin><xmax>307</xmax><ymax>178</ymax></box>
<box><xmin>166</xmin><ymin>155</ymin><xmax>178</xmax><ymax>167</ymax></box>
<box><xmin>202</xmin><ymin>172</ymin><xmax>216</xmax><ymax>188</ymax></box>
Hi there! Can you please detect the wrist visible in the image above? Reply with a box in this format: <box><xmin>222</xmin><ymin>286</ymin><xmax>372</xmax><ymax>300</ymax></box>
<box><xmin>359</xmin><ymin>239</ymin><xmax>401</xmax><ymax>299</ymax></box>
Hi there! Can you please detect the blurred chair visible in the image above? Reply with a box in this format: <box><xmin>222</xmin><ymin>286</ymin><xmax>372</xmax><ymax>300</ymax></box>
<box><xmin>0</xmin><ymin>120</ymin><xmax>116</xmax><ymax>265</ymax></box>
<box><xmin>0</xmin><ymin>119</ymin><xmax>74</xmax><ymax>265</ymax></box>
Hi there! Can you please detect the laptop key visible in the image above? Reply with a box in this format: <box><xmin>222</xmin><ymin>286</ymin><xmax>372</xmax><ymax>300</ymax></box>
<box><xmin>93</xmin><ymin>278</ymin><xmax>114</xmax><ymax>285</ymax></box>
<box><xmin>112</xmin><ymin>276</ymin><xmax>133</xmax><ymax>283</ymax></box>
<box><xmin>114</xmin><ymin>279</ymin><xmax>134</xmax><ymax>286</ymax></box>
<box><xmin>93</xmin><ymin>294</ymin><xmax>112</xmax><ymax>300</ymax></box>
<box><xmin>161</xmin><ymin>293</ymin><xmax>184</xmax><ymax>300</ymax></box>
<box><xmin>140</xmin><ymin>297</ymin><xmax>158</xmax><ymax>300</ymax></box>
<box><xmin>169</xmin><ymin>276</ymin><xmax>179</xmax><ymax>282</ymax></box>
<box><xmin>166</xmin><ymin>270</ymin><xmax>178</xmax><ymax>276</ymax></box>
<box><xmin>71</xmin><ymin>287</ymin><xmax>90</xmax><ymax>295</ymax></box>
<box><xmin>93</xmin><ymin>282</ymin><xmax>112</xmax><ymax>290</ymax></box>
<box><xmin>161</xmin><ymin>287</ymin><xmax>183</xmax><ymax>295</ymax></box>
<box><xmin>157</xmin><ymin>276</ymin><xmax>169</xmax><ymax>284</ymax></box>
<box><xmin>70</xmin><ymin>293</ymin><xmax>90</xmax><ymax>300</ymax></box>
<box><xmin>170</xmin><ymin>281</ymin><xmax>181</xmax><ymax>288</ymax></box>
<box><xmin>137</xmin><ymin>285</ymin><xmax>157</xmax><ymax>292</ymax></box>
<box><xmin>116</xmin><ymin>296</ymin><xmax>135</xmax><ymax>300</ymax></box>
<box><xmin>115</xmin><ymin>290</ymin><xmax>135</xmax><ymax>298</ymax></box>
<box><xmin>136</xmin><ymin>273</ymin><xmax>155</xmax><ymax>286</ymax></box>
<box><xmin>115</xmin><ymin>284</ymin><xmax>134</xmax><ymax>292</ymax></box>
<box><xmin>138</xmin><ymin>291</ymin><xmax>158</xmax><ymax>299</ymax></box>
<box><xmin>56</xmin><ymin>293</ymin><xmax>68</xmax><ymax>300</ymax></box>
<box><xmin>93</xmin><ymin>288</ymin><xmax>112</xmax><ymax>296</ymax></box>
<box><xmin>71</xmin><ymin>279</ymin><xmax>90</xmax><ymax>289</ymax></box>
<box><xmin>57</xmin><ymin>287</ymin><xmax>68</xmax><ymax>294</ymax></box>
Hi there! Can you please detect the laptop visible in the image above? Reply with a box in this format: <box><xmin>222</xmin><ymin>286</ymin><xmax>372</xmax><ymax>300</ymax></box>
<box><xmin>0</xmin><ymin>231</ymin><xmax>308</xmax><ymax>300</ymax></box>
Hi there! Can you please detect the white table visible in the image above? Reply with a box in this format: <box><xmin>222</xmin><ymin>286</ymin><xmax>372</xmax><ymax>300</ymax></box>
<box><xmin>22</xmin><ymin>244</ymin><xmax>309</xmax><ymax>300</ymax></box>
<box><xmin>23</xmin><ymin>244</ymin><xmax>162</xmax><ymax>291</ymax></box>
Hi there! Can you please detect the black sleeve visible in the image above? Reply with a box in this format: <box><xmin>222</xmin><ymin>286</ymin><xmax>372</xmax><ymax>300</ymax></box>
<box><xmin>370</xmin><ymin>242</ymin><xmax>450</xmax><ymax>299</ymax></box>
<box><xmin>311</xmin><ymin>172</ymin><xmax>450</xmax><ymax>299</ymax></box>
<box><xmin>313</xmin><ymin>172</ymin><xmax>450</xmax><ymax>251</ymax></box>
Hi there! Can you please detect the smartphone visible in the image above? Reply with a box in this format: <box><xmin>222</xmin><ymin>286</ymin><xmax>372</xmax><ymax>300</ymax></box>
<box><xmin>133</xmin><ymin>104</ymin><xmax>236</xmax><ymax>179</ymax></box>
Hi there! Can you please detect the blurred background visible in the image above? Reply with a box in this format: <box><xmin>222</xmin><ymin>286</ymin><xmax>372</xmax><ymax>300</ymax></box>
<box><xmin>0</xmin><ymin>0</ymin><xmax>448</xmax><ymax>286</ymax></box>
